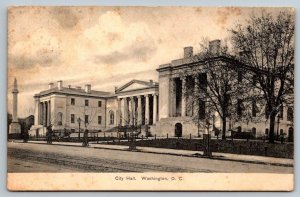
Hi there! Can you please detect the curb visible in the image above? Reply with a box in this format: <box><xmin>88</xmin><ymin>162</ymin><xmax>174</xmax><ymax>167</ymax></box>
<box><xmin>24</xmin><ymin>141</ymin><xmax>293</xmax><ymax>168</ymax></box>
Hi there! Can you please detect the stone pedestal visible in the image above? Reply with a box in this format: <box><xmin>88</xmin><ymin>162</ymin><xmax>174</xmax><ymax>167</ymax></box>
<box><xmin>9</xmin><ymin>122</ymin><xmax>21</xmax><ymax>134</ymax></box>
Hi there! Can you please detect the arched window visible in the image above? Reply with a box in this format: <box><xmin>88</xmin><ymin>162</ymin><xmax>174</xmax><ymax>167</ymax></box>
<box><xmin>57</xmin><ymin>112</ymin><xmax>63</xmax><ymax>125</ymax></box>
<box><xmin>109</xmin><ymin>111</ymin><xmax>114</xmax><ymax>125</ymax></box>
<box><xmin>287</xmin><ymin>107</ymin><xmax>293</xmax><ymax>122</ymax></box>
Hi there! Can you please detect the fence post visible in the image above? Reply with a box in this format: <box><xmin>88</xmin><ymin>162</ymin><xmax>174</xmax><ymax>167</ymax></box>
<box><xmin>264</xmin><ymin>146</ymin><xmax>268</xmax><ymax>156</ymax></box>
<box><xmin>155</xmin><ymin>134</ymin><xmax>156</xmax><ymax>140</ymax></box>
<box><xmin>167</xmin><ymin>133</ymin><xmax>168</xmax><ymax>139</ymax></box>
<box><xmin>142</xmin><ymin>135</ymin><xmax>144</xmax><ymax>141</ymax></box>
<box><xmin>190</xmin><ymin>133</ymin><xmax>192</xmax><ymax>141</ymax></box>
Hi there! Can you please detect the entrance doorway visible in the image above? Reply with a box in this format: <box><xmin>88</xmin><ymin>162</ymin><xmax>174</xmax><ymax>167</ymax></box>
<box><xmin>288</xmin><ymin>127</ymin><xmax>294</xmax><ymax>142</ymax></box>
<box><xmin>175</xmin><ymin>123</ymin><xmax>182</xmax><ymax>137</ymax></box>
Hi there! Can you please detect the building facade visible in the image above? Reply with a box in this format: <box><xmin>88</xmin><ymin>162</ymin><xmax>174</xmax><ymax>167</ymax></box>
<box><xmin>30</xmin><ymin>40</ymin><xmax>294</xmax><ymax>140</ymax></box>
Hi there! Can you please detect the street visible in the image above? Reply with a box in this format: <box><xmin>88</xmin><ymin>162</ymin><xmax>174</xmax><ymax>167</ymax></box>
<box><xmin>8</xmin><ymin>142</ymin><xmax>293</xmax><ymax>173</ymax></box>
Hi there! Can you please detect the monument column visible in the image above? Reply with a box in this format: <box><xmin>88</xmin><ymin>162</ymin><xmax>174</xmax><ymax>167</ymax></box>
<box><xmin>9</xmin><ymin>78</ymin><xmax>21</xmax><ymax>134</ymax></box>
<box><xmin>145</xmin><ymin>94</ymin><xmax>149</xmax><ymax>125</ymax></box>
<box><xmin>181</xmin><ymin>76</ymin><xmax>187</xmax><ymax>116</ymax></box>
<box><xmin>137</xmin><ymin>96</ymin><xmax>142</xmax><ymax>125</ymax></box>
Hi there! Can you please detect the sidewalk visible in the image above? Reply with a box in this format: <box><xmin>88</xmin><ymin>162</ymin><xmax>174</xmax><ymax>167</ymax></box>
<box><xmin>26</xmin><ymin>140</ymin><xmax>293</xmax><ymax>167</ymax></box>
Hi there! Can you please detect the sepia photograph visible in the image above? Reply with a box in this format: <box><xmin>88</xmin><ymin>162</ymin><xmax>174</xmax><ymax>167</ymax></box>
<box><xmin>6</xmin><ymin>6</ymin><xmax>294</xmax><ymax>191</ymax></box>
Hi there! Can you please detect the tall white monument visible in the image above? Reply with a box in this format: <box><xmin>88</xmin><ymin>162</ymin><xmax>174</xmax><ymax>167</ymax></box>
<box><xmin>9</xmin><ymin>78</ymin><xmax>21</xmax><ymax>134</ymax></box>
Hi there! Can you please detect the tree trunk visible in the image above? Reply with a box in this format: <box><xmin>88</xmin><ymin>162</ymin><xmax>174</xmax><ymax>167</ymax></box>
<box><xmin>222</xmin><ymin>117</ymin><xmax>226</xmax><ymax>140</ymax></box>
<box><xmin>269</xmin><ymin>113</ymin><xmax>276</xmax><ymax>143</ymax></box>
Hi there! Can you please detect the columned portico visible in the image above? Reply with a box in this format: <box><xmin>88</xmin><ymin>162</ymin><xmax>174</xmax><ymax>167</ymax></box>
<box><xmin>115</xmin><ymin>79</ymin><xmax>159</xmax><ymax>127</ymax></box>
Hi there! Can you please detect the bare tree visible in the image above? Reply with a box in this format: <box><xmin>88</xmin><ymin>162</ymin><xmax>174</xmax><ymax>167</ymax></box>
<box><xmin>181</xmin><ymin>39</ymin><xmax>253</xmax><ymax>140</ymax></box>
<box><xmin>230</xmin><ymin>11</ymin><xmax>295</xmax><ymax>143</ymax></box>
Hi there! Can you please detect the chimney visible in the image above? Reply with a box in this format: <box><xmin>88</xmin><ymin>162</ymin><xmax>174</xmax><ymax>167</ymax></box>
<box><xmin>183</xmin><ymin>46</ymin><xmax>193</xmax><ymax>58</ymax></box>
<box><xmin>209</xmin><ymin>40</ymin><xmax>221</xmax><ymax>56</ymax></box>
<box><xmin>68</xmin><ymin>85</ymin><xmax>71</xmax><ymax>89</ymax></box>
<box><xmin>149</xmin><ymin>80</ymin><xmax>153</xmax><ymax>84</ymax></box>
<box><xmin>85</xmin><ymin>84</ymin><xmax>91</xmax><ymax>93</ymax></box>
<box><xmin>115</xmin><ymin>86</ymin><xmax>118</xmax><ymax>92</ymax></box>
<box><xmin>48</xmin><ymin>82</ymin><xmax>54</xmax><ymax>90</ymax></box>
<box><xmin>57</xmin><ymin>80</ymin><xmax>63</xmax><ymax>90</ymax></box>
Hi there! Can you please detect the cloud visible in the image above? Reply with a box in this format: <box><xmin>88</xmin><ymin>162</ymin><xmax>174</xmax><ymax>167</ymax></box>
<box><xmin>51</xmin><ymin>7</ymin><xmax>79</xmax><ymax>29</ymax></box>
<box><xmin>93</xmin><ymin>41</ymin><xmax>157</xmax><ymax>65</ymax></box>
<box><xmin>9</xmin><ymin>28</ymin><xmax>62</xmax><ymax>69</ymax></box>
<box><xmin>83</xmin><ymin>10</ymin><xmax>157</xmax><ymax>64</ymax></box>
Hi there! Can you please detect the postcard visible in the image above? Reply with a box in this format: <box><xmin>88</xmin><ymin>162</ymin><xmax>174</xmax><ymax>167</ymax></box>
<box><xmin>7</xmin><ymin>6</ymin><xmax>294</xmax><ymax>191</ymax></box>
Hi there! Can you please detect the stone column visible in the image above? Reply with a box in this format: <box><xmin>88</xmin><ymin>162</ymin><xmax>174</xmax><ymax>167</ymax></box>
<box><xmin>34</xmin><ymin>97</ymin><xmax>40</xmax><ymax>125</ymax></box>
<box><xmin>48</xmin><ymin>101</ymin><xmax>50</xmax><ymax>125</ymax></box>
<box><xmin>117</xmin><ymin>98</ymin><xmax>121</xmax><ymax>126</ymax></box>
<box><xmin>194</xmin><ymin>75</ymin><xmax>199</xmax><ymax>116</ymax></box>
<box><xmin>169</xmin><ymin>78</ymin><xmax>175</xmax><ymax>117</ymax></box>
<box><xmin>39</xmin><ymin>102</ymin><xmax>42</xmax><ymax>125</ymax></box>
<box><xmin>145</xmin><ymin>94</ymin><xmax>149</xmax><ymax>125</ymax></box>
<box><xmin>121</xmin><ymin>98</ymin><xmax>125</xmax><ymax>126</ymax></box>
<box><xmin>137</xmin><ymin>96</ymin><xmax>142</xmax><ymax>125</ymax></box>
<box><xmin>153</xmin><ymin>94</ymin><xmax>157</xmax><ymax>123</ymax></box>
<box><xmin>43</xmin><ymin>102</ymin><xmax>47</xmax><ymax>126</ymax></box>
<box><xmin>129</xmin><ymin>97</ymin><xmax>134</xmax><ymax>125</ymax></box>
<box><xmin>181</xmin><ymin>76</ymin><xmax>187</xmax><ymax>116</ymax></box>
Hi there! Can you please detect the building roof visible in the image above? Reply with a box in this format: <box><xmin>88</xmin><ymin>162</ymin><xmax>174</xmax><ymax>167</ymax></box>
<box><xmin>34</xmin><ymin>86</ymin><xmax>115</xmax><ymax>98</ymax></box>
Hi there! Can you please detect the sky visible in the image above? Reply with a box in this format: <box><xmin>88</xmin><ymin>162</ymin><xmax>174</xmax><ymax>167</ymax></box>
<box><xmin>7</xmin><ymin>6</ymin><xmax>292</xmax><ymax>118</ymax></box>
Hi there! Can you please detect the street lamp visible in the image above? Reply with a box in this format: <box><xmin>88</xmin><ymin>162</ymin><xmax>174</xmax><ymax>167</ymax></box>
<box><xmin>77</xmin><ymin>117</ymin><xmax>81</xmax><ymax>140</ymax></box>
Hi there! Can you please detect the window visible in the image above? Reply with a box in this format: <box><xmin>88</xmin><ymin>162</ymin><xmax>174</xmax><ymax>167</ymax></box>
<box><xmin>85</xmin><ymin>99</ymin><xmax>89</xmax><ymax>106</ymax></box>
<box><xmin>98</xmin><ymin>116</ymin><xmax>102</xmax><ymax>125</ymax></box>
<box><xmin>71</xmin><ymin>114</ymin><xmax>75</xmax><ymax>123</ymax></box>
<box><xmin>57</xmin><ymin>112</ymin><xmax>63</xmax><ymax>125</ymax></box>
<box><xmin>237</xmin><ymin>99</ymin><xmax>244</xmax><ymax>117</ymax></box>
<box><xmin>278</xmin><ymin>105</ymin><xmax>283</xmax><ymax>119</ymax></box>
<box><xmin>198</xmin><ymin>99</ymin><xmax>205</xmax><ymax>120</ymax></box>
<box><xmin>109</xmin><ymin>111</ymin><xmax>114</xmax><ymax>125</ymax></box>
<box><xmin>85</xmin><ymin>115</ymin><xmax>89</xmax><ymax>124</ymax></box>
<box><xmin>287</xmin><ymin>107</ymin><xmax>293</xmax><ymax>121</ymax></box>
<box><xmin>252</xmin><ymin>100</ymin><xmax>257</xmax><ymax>117</ymax></box>
<box><xmin>71</xmin><ymin>129</ymin><xmax>75</xmax><ymax>133</ymax></box>
<box><xmin>98</xmin><ymin>101</ymin><xmax>102</xmax><ymax>107</ymax></box>
<box><xmin>71</xmin><ymin>98</ymin><xmax>75</xmax><ymax>105</ymax></box>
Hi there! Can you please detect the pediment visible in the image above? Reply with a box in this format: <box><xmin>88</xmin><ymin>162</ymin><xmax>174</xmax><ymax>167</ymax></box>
<box><xmin>116</xmin><ymin>80</ymin><xmax>157</xmax><ymax>93</ymax></box>
<box><xmin>121</xmin><ymin>83</ymin><xmax>150</xmax><ymax>92</ymax></box>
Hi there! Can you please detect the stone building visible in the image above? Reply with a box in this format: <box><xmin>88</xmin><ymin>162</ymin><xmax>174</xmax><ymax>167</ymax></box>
<box><xmin>29</xmin><ymin>81</ymin><xmax>116</xmax><ymax>137</ymax></box>
<box><xmin>30</xmin><ymin>40</ymin><xmax>294</xmax><ymax>140</ymax></box>
<box><xmin>156</xmin><ymin>40</ymin><xmax>294</xmax><ymax>139</ymax></box>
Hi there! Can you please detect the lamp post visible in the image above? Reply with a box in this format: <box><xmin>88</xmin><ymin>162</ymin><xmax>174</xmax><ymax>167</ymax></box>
<box><xmin>77</xmin><ymin>117</ymin><xmax>81</xmax><ymax>140</ymax></box>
